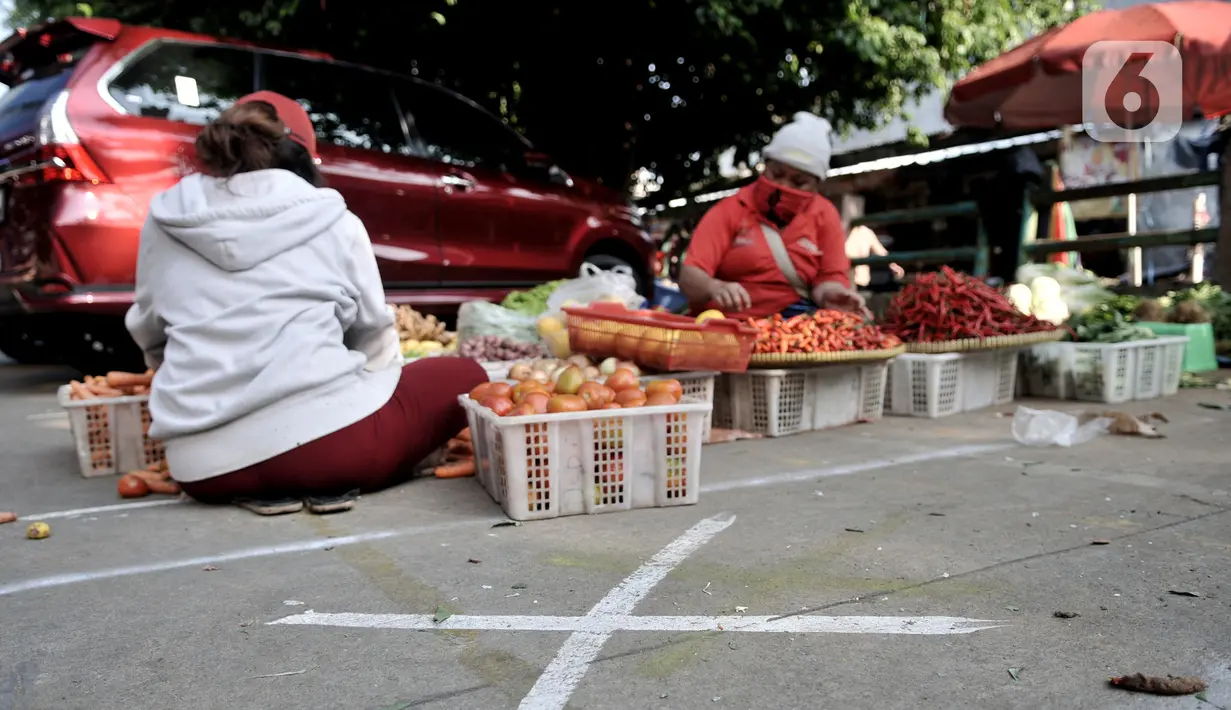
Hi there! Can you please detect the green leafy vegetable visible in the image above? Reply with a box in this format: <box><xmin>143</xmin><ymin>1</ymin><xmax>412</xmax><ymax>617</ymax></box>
<box><xmin>500</xmin><ymin>280</ymin><xmax>566</xmax><ymax>316</ymax></box>
<box><xmin>1067</xmin><ymin>302</ymin><xmax>1156</xmax><ymax>343</ymax></box>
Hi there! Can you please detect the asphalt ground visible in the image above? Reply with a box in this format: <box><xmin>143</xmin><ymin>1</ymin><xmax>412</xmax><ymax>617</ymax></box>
<box><xmin>2</xmin><ymin>358</ymin><xmax>1229</xmax><ymax>710</ymax></box>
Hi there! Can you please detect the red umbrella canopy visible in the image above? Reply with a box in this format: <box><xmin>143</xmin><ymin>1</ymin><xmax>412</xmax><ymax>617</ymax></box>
<box><xmin>945</xmin><ymin>0</ymin><xmax>1231</xmax><ymax>131</ymax></box>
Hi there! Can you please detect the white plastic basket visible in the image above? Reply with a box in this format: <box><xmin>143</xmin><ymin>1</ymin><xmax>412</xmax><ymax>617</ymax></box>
<box><xmin>461</xmin><ymin>394</ymin><xmax>711</xmax><ymax>521</ymax></box>
<box><xmin>57</xmin><ymin>385</ymin><xmax>166</xmax><ymax>478</ymax></box>
<box><xmin>715</xmin><ymin>363</ymin><xmax>888</xmax><ymax>437</ymax></box>
<box><xmin>642</xmin><ymin>372</ymin><xmax>716</xmax><ymax>443</ymax></box>
<box><xmin>886</xmin><ymin>350</ymin><xmax>1019</xmax><ymax>418</ymax></box>
<box><xmin>885</xmin><ymin>353</ymin><xmax>963</xmax><ymax>418</ymax></box>
<box><xmin>1018</xmin><ymin>337</ymin><xmax>1189</xmax><ymax>403</ymax></box>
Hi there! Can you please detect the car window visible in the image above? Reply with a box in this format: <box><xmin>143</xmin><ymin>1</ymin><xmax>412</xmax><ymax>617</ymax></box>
<box><xmin>396</xmin><ymin>81</ymin><xmax>528</xmax><ymax>169</ymax></box>
<box><xmin>263</xmin><ymin>55</ymin><xmax>407</xmax><ymax>154</ymax></box>
<box><xmin>107</xmin><ymin>43</ymin><xmax>255</xmax><ymax>125</ymax></box>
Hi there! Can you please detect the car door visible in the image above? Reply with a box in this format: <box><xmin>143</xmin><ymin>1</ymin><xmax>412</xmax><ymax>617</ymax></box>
<box><xmin>392</xmin><ymin>79</ymin><xmax>580</xmax><ymax>288</ymax></box>
<box><xmin>261</xmin><ymin>54</ymin><xmax>444</xmax><ymax>289</ymax></box>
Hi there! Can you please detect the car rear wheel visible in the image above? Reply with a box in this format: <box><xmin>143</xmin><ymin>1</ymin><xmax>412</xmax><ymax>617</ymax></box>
<box><xmin>0</xmin><ymin>317</ymin><xmax>62</xmax><ymax>365</ymax></box>
<box><xmin>64</xmin><ymin>317</ymin><xmax>147</xmax><ymax>376</ymax></box>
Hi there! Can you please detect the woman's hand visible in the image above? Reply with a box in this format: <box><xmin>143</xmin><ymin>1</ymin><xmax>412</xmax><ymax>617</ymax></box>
<box><xmin>708</xmin><ymin>280</ymin><xmax>752</xmax><ymax>313</ymax></box>
<box><xmin>812</xmin><ymin>282</ymin><xmax>871</xmax><ymax>319</ymax></box>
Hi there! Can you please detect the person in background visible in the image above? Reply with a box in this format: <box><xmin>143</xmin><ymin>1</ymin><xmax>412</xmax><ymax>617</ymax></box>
<box><xmin>679</xmin><ymin>112</ymin><xmax>866</xmax><ymax>319</ymax></box>
<box><xmin>845</xmin><ymin>224</ymin><xmax>904</xmax><ymax>288</ymax></box>
<box><xmin>125</xmin><ymin>92</ymin><xmax>486</xmax><ymax>516</ymax></box>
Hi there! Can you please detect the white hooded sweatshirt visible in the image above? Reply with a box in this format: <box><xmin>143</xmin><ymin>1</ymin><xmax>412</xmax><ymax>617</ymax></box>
<box><xmin>125</xmin><ymin>169</ymin><xmax>402</xmax><ymax>483</ymax></box>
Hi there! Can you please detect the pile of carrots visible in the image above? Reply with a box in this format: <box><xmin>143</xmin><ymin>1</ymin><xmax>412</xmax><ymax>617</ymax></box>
<box><xmin>436</xmin><ymin>428</ymin><xmax>476</xmax><ymax>479</ymax></box>
<box><xmin>116</xmin><ymin>461</ymin><xmax>181</xmax><ymax>498</ymax></box>
<box><xmin>748</xmin><ymin>310</ymin><xmax>902</xmax><ymax>354</ymax></box>
<box><xmin>68</xmin><ymin>370</ymin><xmax>154</xmax><ymax>400</ymax></box>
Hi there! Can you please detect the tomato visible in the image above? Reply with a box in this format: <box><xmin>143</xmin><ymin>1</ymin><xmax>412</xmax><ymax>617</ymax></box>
<box><xmin>480</xmin><ymin>395</ymin><xmax>515</xmax><ymax>416</ymax></box>
<box><xmin>577</xmin><ymin>381</ymin><xmax>611</xmax><ymax>410</ymax></box>
<box><xmin>522</xmin><ymin>391</ymin><xmax>550</xmax><ymax>414</ymax></box>
<box><xmin>487</xmin><ymin>382</ymin><xmax>514</xmax><ymax>399</ymax></box>
<box><xmin>605</xmin><ymin>368</ymin><xmax>640</xmax><ymax>393</ymax></box>
<box><xmin>117</xmin><ymin>474</ymin><xmax>149</xmax><ymax>499</ymax></box>
<box><xmin>644</xmin><ymin>392</ymin><xmax>677</xmax><ymax>407</ymax></box>
<box><xmin>506</xmin><ymin>402</ymin><xmax>537</xmax><ymax>417</ymax></box>
<box><xmin>645</xmin><ymin>379</ymin><xmax>683</xmax><ymax>403</ymax></box>
<box><xmin>547</xmin><ymin>394</ymin><xmax>588</xmax><ymax>413</ymax></box>
<box><xmin>602</xmin><ymin>402</ymin><xmax>623</xmax><ymax>410</ymax></box>
<box><xmin>469</xmin><ymin>382</ymin><xmax>494</xmax><ymax>401</ymax></box>
<box><xmin>614</xmin><ymin>388</ymin><xmax>647</xmax><ymax>408</ymax></box>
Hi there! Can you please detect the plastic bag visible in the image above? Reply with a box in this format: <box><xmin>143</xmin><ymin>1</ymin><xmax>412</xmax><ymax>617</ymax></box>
<box><xmin>1011</xmin><ymin>406</ymin><xmax>1111</xmax><ymax>447</ymax></box>
<box><xmin>457</xmin><ymin>300</ymin><xmax>540</xmax><ymax>345</ymax></box>
<box><xmin>546</xmin><ymin>271</ymin><xmax>645</xmax><ymax>314</ymax></box>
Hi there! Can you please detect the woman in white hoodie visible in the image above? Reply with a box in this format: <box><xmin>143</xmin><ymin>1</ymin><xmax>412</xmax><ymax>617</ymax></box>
<box><xmin>125</xmin><ymin>92</ymin><xmax>487</xmax><ymax>515</ymax></box>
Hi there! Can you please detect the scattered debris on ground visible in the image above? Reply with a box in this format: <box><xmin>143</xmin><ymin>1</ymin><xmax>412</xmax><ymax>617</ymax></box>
<box><xmin>1053</xmin><ymin>611</ymin><xmax>1080</xmax><ymax>619</ymax></box>
<box><xmin>844</xmin><ymin>527</ymin><xmax>865</xmax><ymax>533</ymax></box>
<box><xmin>1168</xmin><ymin>590</ymin><xmax>1202</xmax><ymax>598</ymax></box>
<box><xmin>1090</xmin><ymin>539</ymin><xmax>1111</xmax><ymax>545</ymax></box>
<box><xmin>25</xmin><ymin>521</ymin><xmax>50</xmax><ymax>539</ymax></box>
<box><xmin>1007</xmin><ymin>668</ymin><xmax>1022</xmax><ymax>681</ymax></box>
<box><xmin>433</xmin><ymin>606</ymin><xmax>453</xmax><ymax>624</ymax></box>
<box><xmin>1078</xmin><ymin>411</ymin><xmax>1168</xmax><ymax>438</ymax></box>
<box><xmin>1108</xmin><ymin>673</ymin><xmax>1207</xmax><ymax>696</ymax></box>
<box><xmin>706</xmin><ymin>429</ymin><xmax>764</xmax><ymax>444</ymax></box>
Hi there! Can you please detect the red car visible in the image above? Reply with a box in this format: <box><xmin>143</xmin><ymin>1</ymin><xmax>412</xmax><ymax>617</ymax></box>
<box><xmin>0</xmin><ymin>18</ymin><xmax>653</xmax><ymax>371</ymax></box>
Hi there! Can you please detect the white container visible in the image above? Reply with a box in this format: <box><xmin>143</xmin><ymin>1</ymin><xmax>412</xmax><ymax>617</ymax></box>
<box><xmin>461</xmin><ymin>394</ymin><xmax>711</xmax><ymax>521</ymax></box>
<box><xmin>58</xmin><ymin>385</ymin><xmax>166</xmax><ymax>478</ymax></box>
<box><xmin>1019</xmin><ymin>337</ymin><xmax>1189</xmax><ymax>403</ymax></box>
<box><xmin>643</xmin><ymin>372</ymin><xmax>716</xmax><ymax>443</ymax></box>
<box><xmin>886</xmin><ymin>350</ymin><xmax>1019</xmax><ymax>418</ymax></box>
<box><xmin>715</xmin><ymin>363</ymin><xmax>888</xmax><ymax>437</ymax></box>
<box><xmin>885</xmin><ymin>353</ymin><xmax>964</xmax><ymax>418</ymax></box>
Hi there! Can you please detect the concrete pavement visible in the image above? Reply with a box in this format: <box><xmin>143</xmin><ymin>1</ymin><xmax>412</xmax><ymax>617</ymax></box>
<box><xmin>1</xmin><ymin>358</ymin><xmax>1229</xmax><ymax>709</ymax></box>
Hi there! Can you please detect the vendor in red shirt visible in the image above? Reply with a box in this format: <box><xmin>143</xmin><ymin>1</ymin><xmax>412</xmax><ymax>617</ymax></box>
<box><xmin>680</xmin><ymin>112</ymin><xmax>867</xmax><ymax>319</ymax></box>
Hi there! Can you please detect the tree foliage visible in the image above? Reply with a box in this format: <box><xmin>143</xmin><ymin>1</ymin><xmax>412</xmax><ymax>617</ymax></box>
<box><xmin>14</xmin><ymin>0</ymin><xmax>1093</xmax><ymax>197</ymax></box>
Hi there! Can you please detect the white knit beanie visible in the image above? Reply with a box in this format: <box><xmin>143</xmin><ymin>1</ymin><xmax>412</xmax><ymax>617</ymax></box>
<box><xmin>763</xmin><ymin>112</ymin><xmax>834</xmax><ymax>179</ymax></box>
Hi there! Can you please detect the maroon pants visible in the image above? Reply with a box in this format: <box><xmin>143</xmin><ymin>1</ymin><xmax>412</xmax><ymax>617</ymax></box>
<box><xmin>181</xmin><ymin>357</ymin><xmax>488</xmax><ymax>503</ymax></box>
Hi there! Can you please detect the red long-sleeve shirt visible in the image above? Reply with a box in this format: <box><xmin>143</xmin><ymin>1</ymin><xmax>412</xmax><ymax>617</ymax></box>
<box><xmin>683</xmin><ymin>185</ymin><xmax>851</xmax><ymax>318</ymax></box>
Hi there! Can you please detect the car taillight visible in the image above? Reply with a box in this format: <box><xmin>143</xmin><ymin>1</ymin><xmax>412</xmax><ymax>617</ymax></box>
<box><xmin>17</xmin><ymin>88</ymin><xmax>110</xmax><ymax>187</ymax></box>
<box><xmin>12</xmin><ymin>143</ymin><xmax>108</xmax><ymax>187</ymax></box>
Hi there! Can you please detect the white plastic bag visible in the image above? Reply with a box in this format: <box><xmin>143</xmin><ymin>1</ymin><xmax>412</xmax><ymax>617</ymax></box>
<box><xmin>546</xmin><ymin>272</ymin><xmax>645</xmax><ymax>314</ymax></box>
<box><xmin>457</xmin><ymin>300</ymin><xmax>540</xmax><ymax>345</ymax></box>
<box><xmin>1011</xmin><ymin>406</ymin><xmax>1111</xmax><ymax>447</ymax></box>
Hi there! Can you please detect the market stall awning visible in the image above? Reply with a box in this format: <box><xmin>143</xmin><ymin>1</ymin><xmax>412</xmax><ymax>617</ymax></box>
<box><xmin>945</xmin><ymin>0</ymin><xmax>1231</xmax><ymax>129</ymax></box>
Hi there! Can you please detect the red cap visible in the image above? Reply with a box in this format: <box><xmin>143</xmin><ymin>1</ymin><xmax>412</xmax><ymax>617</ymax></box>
<box><xmin>235</xmin><ymin>91</ymin><xmax>317</xmax><ymax>159</ymax></box>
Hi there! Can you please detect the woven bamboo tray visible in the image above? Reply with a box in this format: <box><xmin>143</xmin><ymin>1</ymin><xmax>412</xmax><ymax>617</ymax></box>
<box><xmin>748</xmin><ymin>345</ymin><xmax>907</xmax><ymax>368</ymax></box>
<box><xmin>904</xmin><ymin>329</ymin><xmax>1065</xmax><ymax>354</ymax></box>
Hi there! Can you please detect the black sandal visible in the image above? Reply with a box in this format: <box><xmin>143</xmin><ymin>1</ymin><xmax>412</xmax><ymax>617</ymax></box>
<box><xmin>234</xmin><ymin>497</ymin><xmax>304</xmax><ymax>516</ymax></box>
<box><xmin>304</xmin><ymin>489</ymin><xmax>359</xmax><ymax>514</ymax></box>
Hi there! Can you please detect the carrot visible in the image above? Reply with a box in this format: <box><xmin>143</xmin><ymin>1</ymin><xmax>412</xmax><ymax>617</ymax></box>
<box><xmin>145</xmin><ymin>479</ymin><xmax>181</xmax><ymax>495</ymax></box>
<box><xmin>69</xmin><ymin>381</ymin><xmax>96</xmax><ymax>400</ymax></box>
<box><xmin>456</xmin><ymin>428</ymin><xmax>471</xmax><ymax>442</ymax></box>
<box><xmin>132</xmin><ymin>385</ymin><xmax>150</xmax><ymax>395</ymax></box>
<box><xmin>447</xmin><ymin>439</ymin><xmax>474</xmax><ymax>456</ymax></box>
<box><xmin>106</xmin><ymin>371</ymin><xmax>153</xmax><ymax>389</ymax></box>
<box><xmin>86</xmin><ymin>381</ymin><xmax>125</xmax><ymax>398</ymax></box>
<box><xmin>434</xmin><ymin>460</ymin><xmax>476</xmax><ymax>478</ymax></box>
<box><xmin>146</xmin><ymin>462</ymin><xmax>164</xmax><ymax>472</ymax></box>
<box><xmin>0</xmin><ymin>512</ymin><xmax>16</xmax><ymax>525</ymax></box>
<box><xmin>129</xmin><ymin>469</ymin><xmax>170</xmax><ymax>486</ymax></box>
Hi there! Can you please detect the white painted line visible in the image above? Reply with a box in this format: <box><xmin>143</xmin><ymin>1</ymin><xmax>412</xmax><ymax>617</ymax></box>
<box><xmin>519</xmin><ymin>513</ymin><xmax>736</xmax><ymax>710</ymax></box>
<box><xmin>701</xmin><ymin>442</ymin><xmax>1014</xmax><ymax>493</ymax></box>
<box><xmin>20</xmin><ymin>499</ymin><xmax>184</xmax><ymax>521</ymax></box>
<box><xmin>26</xmin><ymin>411</ymin><xmax>67</xmax><ymax>421</ymax></box>
<box><xmin>0</xmin><ymin>518</ymin><xmax>497</xmax><ymax>597</ymax></box>
<box><xmin>271</xmin><ymin>611</ymin><xmax>1004</xmax><ymax>636</ymax></box>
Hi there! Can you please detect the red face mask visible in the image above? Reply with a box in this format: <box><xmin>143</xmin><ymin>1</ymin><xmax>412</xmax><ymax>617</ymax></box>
<box><xmin>752</xmin><ymin>176</ymin><xmax>815</xmax><ymax>225</ymax></box>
